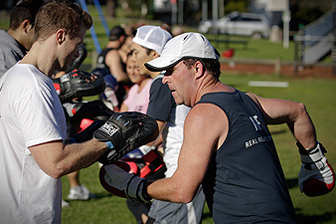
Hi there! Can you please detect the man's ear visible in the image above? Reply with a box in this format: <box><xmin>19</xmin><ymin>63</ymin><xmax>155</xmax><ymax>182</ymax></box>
<box><xmin>194</xmin><ymin>61</ymin><xmax>204</xmax><ymax>79</ymax></box>
<box><xmin>56</xmin><ymin>29</ymin><xmax>67</xmax><ymax>45</ymax></box>
<box><xmin>119</xmin><ymin>35</ymin><xmax>126</xmax><ymax>43</ymax></box>
<box><xmin>150</xmin><ymin>50</ymin><xmax>160</xmax><ymax>59</ymax></box>
<box><xmin>21</xmin><ymin>19</ymin><xmax>32</xmax><ymax>34</ymax></box>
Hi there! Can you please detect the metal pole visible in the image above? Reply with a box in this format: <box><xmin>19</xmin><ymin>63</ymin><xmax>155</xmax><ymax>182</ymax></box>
<box><xmin>212</xmin><ymin>0</ymin><xmax>218</xmax><ymax>35</ymax></box>
<box><xmin>178</xmin><ymin>0</ymin><xmax>184</xmax><ymax>26</ymax></box>
<box><xmin>171</xmin><ymin>1</ymin><xmax>177</xmax><ymax>25</ymax></box>
<box><xmin>212</xmin><ymin>0</ymin><xmax>218</xmax><ymax>21</ymax></box>
<box><xmin>202</xmin><ymin>0</ymin><xmax>208</xmax><ymax>22</ymax></box>
<box><xmin>283</xmin><ymin>0</ymin><xmax>290</xmax><ymax>49</ymax></box>
<box><xmin>219</xmin><ymin>0</ymin><xmax>224</xmax><ymax>18</ymax></box>
<box><xmin>93</xmin><ymin>0</ymin><xmax>110</xmax><ymax>38</ymax></box>
<box><xmin>283</xmin><ymin>10</ymin><xmax>290</xmax><ymax>49</ymax></box>
<box><xmin>78</xmin><ymin>0</ymin><xmax>101</xmax><ymax>54</ymax></box>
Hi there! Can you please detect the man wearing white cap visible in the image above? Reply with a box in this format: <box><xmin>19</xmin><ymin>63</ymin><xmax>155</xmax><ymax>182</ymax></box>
<box><xmin>130</xmin><ymin>26</ymin><xmax>206</xmax><ymax>224</ymax></box>
<box><xmin>101</xmin><ymin>32</ymin><xmax>335</xmax><ymax>223</ymax></box>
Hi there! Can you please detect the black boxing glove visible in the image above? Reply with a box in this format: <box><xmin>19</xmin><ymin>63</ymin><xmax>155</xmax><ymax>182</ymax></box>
<box><xmin>53</xmin><ymin>69</ymin><xmax>105</xmax><ymax>103</ymax></box>
<box><xmin>99</xmin><ymin>163</ymin><xmax>152</xmax><ymax>202</ymax></box>
<box><xmin>93</xmin><ymin>112</ymin><xmax>159</xmax><ymax>164</ymax></box>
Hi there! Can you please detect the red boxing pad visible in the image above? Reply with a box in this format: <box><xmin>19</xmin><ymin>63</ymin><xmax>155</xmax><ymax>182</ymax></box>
<box><xmin>78</xmin><ymin>118</ymin><xmax>94</xmax><ymax>133</ymax></box>
<box><xmin>122</xmin><ymin>150</ymin><xmax>166</xmax><ymax>178</ymax></box>
<box><xmin>302</xmin><ymin>163</ymin><xmax>335</xmax><ymax>197</ymax></box>
<box><xmin>302</xmin><ymin>179</ymin><xmax>335</xmax><ymax>197</ymax></box>
<box><xmin>139</xmin><ymin>150</ymin><xmax>165</xmax><ymax>178</ymax></box>
<box><xmin>53</xmin><ymin>83</ymin><xmax>61</xmax><ymax>95</ymax></box>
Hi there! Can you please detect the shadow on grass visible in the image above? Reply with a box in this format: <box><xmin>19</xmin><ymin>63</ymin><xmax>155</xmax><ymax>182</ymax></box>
<box><xmin>270</xmin><ymin>129</ymin><xmax>288</xmax><ymax>135</ymax></box>
<box><xmin>286</xmin><ymin>177</ymin><xmax>298</xmax><ymax>189</ymax></box>
<box><xmin>295</xmin><ymin>211</ymin><xmax>336</xmax><ymax>224</ymax></box>
<box><xmin>201</xmin><ymin>211</ymin><xmax>213</xmax><ymax>222</ymax></box>
<box><xmin>89</xmin><ymin>191</ymin><xmax>114</xmax><ymax>201</ymax></box>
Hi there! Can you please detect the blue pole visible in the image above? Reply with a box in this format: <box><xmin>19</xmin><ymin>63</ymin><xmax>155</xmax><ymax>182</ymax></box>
<box><xmin>93</xmin><ymin>0</ymin><xmax>110</xmax><ymax>38</ymax></box>
<box><xmin>78</xmin><ymin>0</ymin><xmax>102</xmax><ymax>54</ymax></box>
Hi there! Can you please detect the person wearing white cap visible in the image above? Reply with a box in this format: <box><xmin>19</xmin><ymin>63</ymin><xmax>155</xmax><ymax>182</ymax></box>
<box><xmin>129</xmin><ymin>26</ymin><xmax>206</xmax><ymax>224</ymax></box>
<box><xmin>131</xmin><ymin>25</ymin><xmax>171</xmax><ymax>80</ymax></box>
<box><xmin>101</xmin><ymin>32</ymin><xmax>335</xmax><ymax>223</ymax></box>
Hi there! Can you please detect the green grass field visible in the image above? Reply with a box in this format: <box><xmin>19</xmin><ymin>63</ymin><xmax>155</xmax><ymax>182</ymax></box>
<box><xmin>1</xmin><ymin>5</ymin><xmax>335</xmax><ymax>224</ymax></box>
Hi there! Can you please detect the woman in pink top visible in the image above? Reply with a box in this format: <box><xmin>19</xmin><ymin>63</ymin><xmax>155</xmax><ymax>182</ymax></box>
<box><xmin>120</xmin><ymin>53</ymin><xmax>152</xmax><ymax>113</ymax></box>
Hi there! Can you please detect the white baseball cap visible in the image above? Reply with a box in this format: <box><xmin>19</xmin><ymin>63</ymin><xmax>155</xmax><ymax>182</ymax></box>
<box><xmin>132</xmin><ymin>25</ymin><xmax>172</xmax><ymax>55</ymax></box>
<box><xmin>145</xmin><ymin>32</ymin><xmax>219</xmax><ymax>72</ymax></box>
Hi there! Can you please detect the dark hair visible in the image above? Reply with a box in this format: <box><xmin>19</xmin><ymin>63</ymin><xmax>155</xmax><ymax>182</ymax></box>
<box><xmin>109</xmin><ymin>25</ymin><xmax>126</xmax><ymax>41</ymax></box>
<box><xmin>34</xmin><ymin>1</ymin><xmax>92</xmax><ymax>41</ymax></box>
<box><xmin>9</xmin><ymin>0</ymin><xmax>46</xmax><ymax>30</ymax></box>
<box><xmin>182</xmin><ymin>58</ymin><xmax>221</xmax><ymax>78</ymax></box>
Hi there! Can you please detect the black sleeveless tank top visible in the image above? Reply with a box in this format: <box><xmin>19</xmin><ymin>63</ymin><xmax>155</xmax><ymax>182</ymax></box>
<box><xmin>197</xmin><ymin>90</ymin><xmax>297</xmax><ymax>223</ymax></box>
<box><xmin>96</xmin><ymin>48</ymin><xmax>117</xmax><ymax>69</ymax></box>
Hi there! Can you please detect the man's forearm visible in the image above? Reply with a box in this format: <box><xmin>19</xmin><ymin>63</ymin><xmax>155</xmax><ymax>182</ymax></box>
<box><xmin>287</xmin><ymin>103</ymin><xmax>317</xmax><ymax>148</ymax></box>
<box><xmin>147</xmin><ymin>176</ymin><xmax>196</xmax><ymax>204</ymax></box>
<box><xmin>62</xmin><ymin>139</ymin><xmax>107</xmax><ymax>175</ymax></box>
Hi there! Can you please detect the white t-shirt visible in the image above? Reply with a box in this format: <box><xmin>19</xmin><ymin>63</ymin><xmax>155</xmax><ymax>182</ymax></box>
<box><xmin>162</xmin><ymin>104</ymin><xmax>190</xmax><ymax>177</ymax></box>
<box><xmin>147</xmin><ymin>74</ymin><xmax>191</xmax><ymax>178</ymax></box>
<box><xmin>0</xmin><ymin>63</ymin><xmax>66</xmax><ymax>224</ymax></box>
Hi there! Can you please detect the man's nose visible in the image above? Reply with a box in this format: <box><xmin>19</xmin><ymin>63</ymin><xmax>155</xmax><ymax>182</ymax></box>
<box><xmin>131</xmin><ymin>54</ymin><xmax>136</xmax><ymax>62</ymax></box>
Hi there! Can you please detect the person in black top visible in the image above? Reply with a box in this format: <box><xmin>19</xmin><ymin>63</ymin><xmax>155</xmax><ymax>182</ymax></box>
<box><xmin>95</xmin><ymin>25</ymin><xmax>131</xmax><ymax>110</ymax></box>
<box><xmin>96</xmin><ymin>25</ymin><xmax>128</xmax><ymax>82</ymax></box>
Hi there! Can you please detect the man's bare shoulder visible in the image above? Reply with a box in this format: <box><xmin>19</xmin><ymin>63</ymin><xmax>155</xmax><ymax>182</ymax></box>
<box><xmin>106</xmin><ymin>48</ymin><xmax>119</xmax><ymax>57</ymax></box>
<box><xmin>105</xmin><ymin>49</ymin><xmax>121</xmax><ymax>66</ymax></box>
<box><xmin>186</xmin><ymin>103</ymin><xmax>228</xmax><ymax>133</ymax></box>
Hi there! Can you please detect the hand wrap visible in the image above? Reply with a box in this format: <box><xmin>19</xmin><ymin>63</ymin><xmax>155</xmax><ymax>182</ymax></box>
<box><xmin>297</xmin><ymin>142</ymin><xmax>335</xmax><ymax>196</ymax></box>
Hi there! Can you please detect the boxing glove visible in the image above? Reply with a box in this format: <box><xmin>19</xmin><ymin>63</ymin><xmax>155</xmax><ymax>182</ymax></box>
<box><xmin>297</xmin><ymin>142</ymin><xmax>335</xmax><ymax>196</ymax></box>
<box><xmin>99</xmin><ymin>163</ymin><xmax>152</xmax><ymax>202</ymax></box>
<box><xmin>94</xmin><ymin>112</ymin><xmax>159</xmax><ymax>164</ymax></box>
<box><xmin>53</xmin><ymin>69</ymin><xmax>105</xmax><ymax>103</ymax></box>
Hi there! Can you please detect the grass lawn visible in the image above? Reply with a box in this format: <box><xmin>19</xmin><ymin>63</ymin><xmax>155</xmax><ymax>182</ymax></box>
<box><xmin>62</xmin><ymin>73</ymin><xmax>336</xmax><ymax>224</ymax></box>
<box><xmin>1</xmin><ymin>5</ymin><xmax>335</xmax><ymax>223</ymax></box>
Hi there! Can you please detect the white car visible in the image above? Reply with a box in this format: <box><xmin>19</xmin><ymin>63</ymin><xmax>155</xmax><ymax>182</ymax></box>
<box><xmin>198</xmin><ymin>11</ymin><xmax>270</xmax><ymax>39</ymax></box>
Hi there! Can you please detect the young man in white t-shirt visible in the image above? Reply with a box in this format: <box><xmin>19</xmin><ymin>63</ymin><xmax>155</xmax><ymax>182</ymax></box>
<box><xmin>0</xmin><ymin>2</ymin><xmax>105</xmax><ymax>223</ymax></box>
<box><xmin>0</xmin><ymin>2</ymin><xmax>159</xmax><ymax>223</ymax></box>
